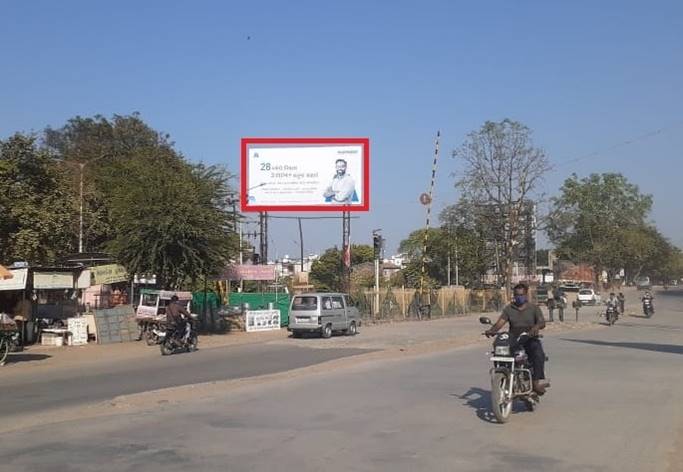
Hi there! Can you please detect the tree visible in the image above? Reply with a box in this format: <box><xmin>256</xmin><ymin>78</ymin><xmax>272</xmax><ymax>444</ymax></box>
<box><xmin>43</xmin><ymin>113</ymin><xmax>174</xmax><ymax>252</ymax></box>
<box><xmin>547</xmin><ymin>173</ymin><xmax>653</xmax><ymax>283</ymax></box>
<box><xmin>398</xmin><ymin>223</ymin><xmax>488</xmax><ymax>288</ymax></box>
<box><xmin>310</xmin><ymin>244</ymin><xmax>374</xmax><ymax>292</ymax></box>
<box><xmin>452</xmin><ymin>119</ymin><xmax>550</xmax><ymax>293</ymax></box>
<box><xmin>0</xmin><ymin>134</ymin><xmax>76</xmax><ymax>264</ymax></box>
<box><xmin>44</xmin><ymin>113</ymin><xmax>239</xmax><ymax>288</ymax></box>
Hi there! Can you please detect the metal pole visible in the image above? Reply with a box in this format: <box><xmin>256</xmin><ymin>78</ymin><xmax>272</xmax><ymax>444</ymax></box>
<box><xmin>419</xmin><ymin>131</ymin><xmax>441</xmax><ymax>313</ymax></box>
<box><xmin>447</xmin><ymin>254</ymin><xmax>451</xmax><ymax>287</ymax></box>
<box><xmin>455</xmin><ymin>244</ymin><xmax>460</xmax><ymax>286</ymax></box>
<box><xmin>264</xmin><ymin>211</ymin><xmax>268</xmax><ymax>264</ymax></box>
<box><xmin>342</xmin><ymin>211</ymin><xmax>351</xmax><ymax>293</ymax></box>
<box><xmin>298</xmin><ymin>217</ymin><xmax>304</xmax><ymax>272</ymax></box>
<box><xmin>374</xmin><ymin>258</ymin><xmax>380</xmax><ymax>317</ymax></box>
<box><xmin>78</xmin><ymin>163</ymin><xmax>85</xmax><ymax>253</ymax></box>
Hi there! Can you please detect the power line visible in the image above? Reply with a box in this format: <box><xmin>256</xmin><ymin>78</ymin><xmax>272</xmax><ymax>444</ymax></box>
<box><xmin>553</xmin><ymin>120</ymin><xmax>683</xmax><ymax>169</ymax></box>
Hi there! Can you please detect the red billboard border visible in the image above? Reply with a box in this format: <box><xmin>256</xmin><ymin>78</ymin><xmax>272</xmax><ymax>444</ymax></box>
<box><xmin>240</xmin><ymin>137</ymin><xmax>370</xmax><ymax>212</ymax></box>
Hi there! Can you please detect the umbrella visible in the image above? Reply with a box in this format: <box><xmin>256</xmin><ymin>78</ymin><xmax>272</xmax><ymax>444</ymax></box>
<box><xmin>0</xmin><ymin>265</ymin><xmax>13</xmax><ymax>280</ymax></box>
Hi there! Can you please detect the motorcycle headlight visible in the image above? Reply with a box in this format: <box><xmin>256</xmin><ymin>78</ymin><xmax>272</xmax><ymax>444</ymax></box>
<box><xmin>494</xmin><ymin>346</ymin><xmax>511</xmax><ymax>356</ymax></box>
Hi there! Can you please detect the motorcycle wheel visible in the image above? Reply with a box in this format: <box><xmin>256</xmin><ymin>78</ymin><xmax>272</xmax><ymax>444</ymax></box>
<box><xmin>0</xmin><ymin>337</ymin><xmax>9</xmax><ymax>365</ymax></box>
<box><xmin>160</xmin><ymin>340</ymin><xmax>173</xmax><ymax>356</ymax></box>
<box><xmin>491</xmin><ymin>372</ymin><xmax>512</xmax><ymax>423</ymax></box>
<box><xmin>187</xmin><ymin>334</ymin><xmax>198</xmax><ymax>352</ymax></box>
<box><xmin>145</xmin><ymin>329</ymin><xmax>158</xmax><ymax>346</ymax></box>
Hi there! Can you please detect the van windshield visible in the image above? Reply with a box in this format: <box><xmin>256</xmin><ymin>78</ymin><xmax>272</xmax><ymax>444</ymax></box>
<box><xmin>292</xmin><ymin>296</ymin><xmax>318</xmax><ymax>311</ymax></box>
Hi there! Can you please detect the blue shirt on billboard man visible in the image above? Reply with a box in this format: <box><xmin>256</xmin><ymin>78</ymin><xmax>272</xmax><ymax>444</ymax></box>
<box><xmin>323</xmin><ymin>159</ymin><xmax>358</xmax><ymax>203</ymax></box>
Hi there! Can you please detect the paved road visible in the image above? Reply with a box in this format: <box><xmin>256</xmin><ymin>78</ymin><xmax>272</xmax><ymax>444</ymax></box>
<box><xmin>1</xmin><ymin>289</ymin><xmax>681</xmax><ymax>471</ymax></box>
<box><xmin>0</xmin><ymin>343</ymin><xmax>371</xmax><ymax>417</ymax></box>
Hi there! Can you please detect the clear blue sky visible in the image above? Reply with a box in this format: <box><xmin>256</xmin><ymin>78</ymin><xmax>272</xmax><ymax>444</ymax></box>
<box><xmin>2</xmin><ymin>1</ymin><xmax>682</xmax><ymax>257</ymax></box>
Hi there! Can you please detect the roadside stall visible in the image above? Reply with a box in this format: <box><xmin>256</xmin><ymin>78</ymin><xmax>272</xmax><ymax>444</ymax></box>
<box><xmin>0</xmin><ymin>267</ymin><xmax>33</xmax><ymax>345</ymax></box>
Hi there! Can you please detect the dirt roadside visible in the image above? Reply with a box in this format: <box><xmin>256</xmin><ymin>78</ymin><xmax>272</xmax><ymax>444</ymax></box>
<box><xmin>0</xmin><ymin>315</ymin><xmax>602</xmax><ymax>434</ymax></box>
<box><xmin>0</xmin><ymin>303</ymin><xmax>609</xmax><ymax>379</ymax></box>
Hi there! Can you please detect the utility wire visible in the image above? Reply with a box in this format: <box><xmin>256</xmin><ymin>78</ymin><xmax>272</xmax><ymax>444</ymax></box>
<box><xmin>553</xmin><ymin>120</ymin><xmax>683</xmax><ymax>169</ymax></box>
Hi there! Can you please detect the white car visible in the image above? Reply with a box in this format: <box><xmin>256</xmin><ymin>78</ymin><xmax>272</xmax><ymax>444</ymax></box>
<box><xmin>577</xmin><ymin>288</ymin><xmax>601</xmax><ymax>305</ymax></box>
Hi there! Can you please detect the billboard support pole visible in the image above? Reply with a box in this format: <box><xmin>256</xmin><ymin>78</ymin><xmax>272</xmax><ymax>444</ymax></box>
<box><xmin>342</xmin><ymin>211</ymin><xmax>351</xmax><ymax>293</ymax></box>
<box><xmin>298</xmin><ymin>217</ymin><xmax>304</xmax><ymax>272</ymax></box>
<box><xmin>259</xmin><ymin>212</ymin><xmax>269</xmax><ymax>265</ymax></box>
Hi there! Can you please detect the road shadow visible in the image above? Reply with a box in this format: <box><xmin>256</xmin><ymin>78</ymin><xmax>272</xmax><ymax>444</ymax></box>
<box><xmin>3</xmin><ymin>353</ymin><xmax>52</xmax><ymax>364</ymax></box>
<box><xmin>453</xmin><ymin>387</ymin><xmax>530</xmax><ymax>424</ymax></box>
<box><xmin>453</xmin><ymin>387</ymin><xmax>498</xmax><ymax>424</ymax></box>
<box><xmin>628</xmin><ymin>314</ymin><xmax>650</xmax><ymax>319</ymax></box>
<box><xmin>656</xmin><ymin>288</ymin><xmax>683</xmax><ymax>298</ymax></box>
<box><xmin>561</xmin><ymin>338</ymin><xmax>683</xmax><ymax>355</ymax></box>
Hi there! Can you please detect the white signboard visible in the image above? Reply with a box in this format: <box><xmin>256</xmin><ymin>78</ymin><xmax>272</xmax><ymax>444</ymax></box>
<box><xmin>241</xmin><ymin>138</ymin><xmax>369</xmax><ymax>212</ymax></box>
<box><xmin>0</xmin><ymin>268</ymin><xmax>28</xmax><ymax>291</ymax></box>
<box><xmin>34</xmin><ymin>272</ymin><xmax>74</xmax><ymax>289</ymax></box>
<box><xmin>245</xmin><ymin>309</ymin><xmax>281</xmax><ymax>332</ymax></box>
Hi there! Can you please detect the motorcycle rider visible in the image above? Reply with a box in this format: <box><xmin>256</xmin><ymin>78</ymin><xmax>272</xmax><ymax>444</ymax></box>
<box><xmin>485</xmin><ymin>283</ymin><xmax>550</xmax><ymax>395</ymax></box>
<box><xmin>641</xmin><ymin>291</ymin><xmax>654</xmax><ymax>313</ymax></box>
<box><xmin>166</xmin><ymin>295</ymin><xmax>191</xmax><ymax>341</ymax></box>
<box><xmin>606</xmin><ymin>292</ymin><xmax>620</xmax><ymax>319</ymax></box>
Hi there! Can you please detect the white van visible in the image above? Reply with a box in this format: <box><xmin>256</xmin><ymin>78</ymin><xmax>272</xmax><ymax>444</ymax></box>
<box><xmin>288</xmin><ymin>293</ymin><xmax>361</xmax><ymax>338</ymax></box>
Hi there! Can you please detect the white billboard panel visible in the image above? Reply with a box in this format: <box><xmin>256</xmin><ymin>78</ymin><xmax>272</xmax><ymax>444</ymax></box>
<box><xmin>241</xmin><ymin>138</ymin><xmax>369</xmax><ymax>212</ymax></box>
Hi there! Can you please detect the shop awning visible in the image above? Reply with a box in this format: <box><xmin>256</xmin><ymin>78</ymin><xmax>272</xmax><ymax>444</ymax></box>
<box><xmin>0</xmin><ymin>265</ymin><xmax>12</xmax><ymax>280</ymax></box>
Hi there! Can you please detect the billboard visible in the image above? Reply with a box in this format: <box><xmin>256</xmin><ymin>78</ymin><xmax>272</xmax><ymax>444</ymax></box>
<box><xmin>241</xmin><ymin>138</ymin><xmax>370</xmax><ymax>212</ymax></box>
<box><xmin>222</xmin><ymin>264</ymin><xmax>276</xmax><ymax>281</ymax></box>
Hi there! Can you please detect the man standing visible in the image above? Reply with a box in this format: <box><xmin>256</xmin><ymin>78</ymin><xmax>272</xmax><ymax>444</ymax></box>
<box><xmin>572</xmin><ymin>295</ymin><xmax>581</xmax><ymax>321</ymax></box>
<box><xmin>323</xmin><ymin>159</ymin><xmax>356</xmax><ymax>203</ymax></box>
<box><xmin>485</xmin><ymin>283</ymin><xmax>550</xmax><ymax>395</ymax></box>
<box><xmin>617</xmin><ymin>292</ymin><xmax>625</xmax><ymax>315</ymax></box>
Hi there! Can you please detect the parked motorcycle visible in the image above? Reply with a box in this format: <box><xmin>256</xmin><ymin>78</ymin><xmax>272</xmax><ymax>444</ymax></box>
<box><xmin>159</xmin><ymin>315</ymin><xmax>198</xmax><ymax>356</ymax></box>
<box><xmin>479</xmin><ymin>316</ymin><xmax>543</xmax><ymax>423</ymax></box>
<box><xmin>141</xmin><ymin>320</ymin><xmax>166</xmax><ymax>345</ymax></box>
<box><xmin>642</xmin><ymin>298</ymin><xmax>654</xmax><ymax>318</ymax></box>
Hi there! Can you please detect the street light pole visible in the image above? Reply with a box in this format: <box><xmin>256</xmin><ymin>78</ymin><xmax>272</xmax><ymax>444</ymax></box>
<box><xmin>78</xmin><ymin>162</ymin><xmax>85</xmax><ymax>253</ymax></box>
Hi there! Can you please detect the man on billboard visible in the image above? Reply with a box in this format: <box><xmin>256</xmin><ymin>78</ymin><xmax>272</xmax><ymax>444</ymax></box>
<box><xmin>323</xmin><ymin>159</ymin><xmax>357</xmax><ymax>203</ymax></box>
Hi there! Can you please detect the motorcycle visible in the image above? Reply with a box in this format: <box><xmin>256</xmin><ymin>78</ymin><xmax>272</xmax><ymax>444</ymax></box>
<box><xmin>159</xmin><ymin>314</ymin><xmax>198</xmax><ymax>356</ymax></box>
<box><xmin>642</xmin><ymin>298</ymin><xmax>654</xmax><ymax>318</ymax></box>
<box><xmin>479</xmin><ymin>316</ymin><xmax>543</xmax><ymax>423</ymax></box>
<box><xmin>605</xmin><ymin>304</ymin><xmax>619</xmax><ymax>326</ymax></box>
<box><xmin>140</xmin><ymin>319</ymin><xmax>166</xmax><ymax>345</ymax></box>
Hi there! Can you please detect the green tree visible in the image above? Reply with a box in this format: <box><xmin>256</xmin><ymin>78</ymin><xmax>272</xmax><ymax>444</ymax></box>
<box><xmin>397</xmin><ymin>225</ymin><xmax>486</xmax><ymax>288</ymax></box>
<box><xmin>0</xmin><ymin>134</ymin><xmax>76</xmax><ymax>264</ymax></box>
<box><xmin>44</xmin><ymin>113</ymin><xmax>239</xmax><ymax>288</ymax></box>
<box><xmin>310</xmin><ymin>244</ymin><xmax>374</xmax><ymax>292</ymax></box>
<box><xmin>548</xmin><ymin>173</ymin><xmax>653</xmax><ymax>282</ymax></box>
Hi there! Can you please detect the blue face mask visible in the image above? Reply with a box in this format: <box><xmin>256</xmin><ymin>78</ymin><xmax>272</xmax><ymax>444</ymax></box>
<box><xmin>513</xmin><ymin>295</ymin><xmax>527</xmax><ymax>306</ymax></box>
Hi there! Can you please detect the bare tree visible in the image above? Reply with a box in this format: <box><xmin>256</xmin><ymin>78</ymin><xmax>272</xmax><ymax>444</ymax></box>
<box><xmin>453</xmin><ymin>119</ymin><xmax>551</xmax><ymax>296</ymax></box>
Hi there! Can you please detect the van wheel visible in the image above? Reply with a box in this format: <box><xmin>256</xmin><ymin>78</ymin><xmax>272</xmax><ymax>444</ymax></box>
<box><xmin>292</xmin><ymin>331</ymin><xmax>302</xmax><ymax>338</ymax></box>
<box><xmin>346</xmin><ymin>321</ymin><xmax>357</xmax><ymax>336</ymax></box>
<box><xmin>321</xmin><ymin>323</ymin><xmax>332</xmax><ymax>339</ymax></box>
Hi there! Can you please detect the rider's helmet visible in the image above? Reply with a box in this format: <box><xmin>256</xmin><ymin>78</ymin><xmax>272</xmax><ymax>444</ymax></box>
<box><xmin>171</xmin><ymin>295</ymin><xmax>179</xmax><ymax>302</ymax></box>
